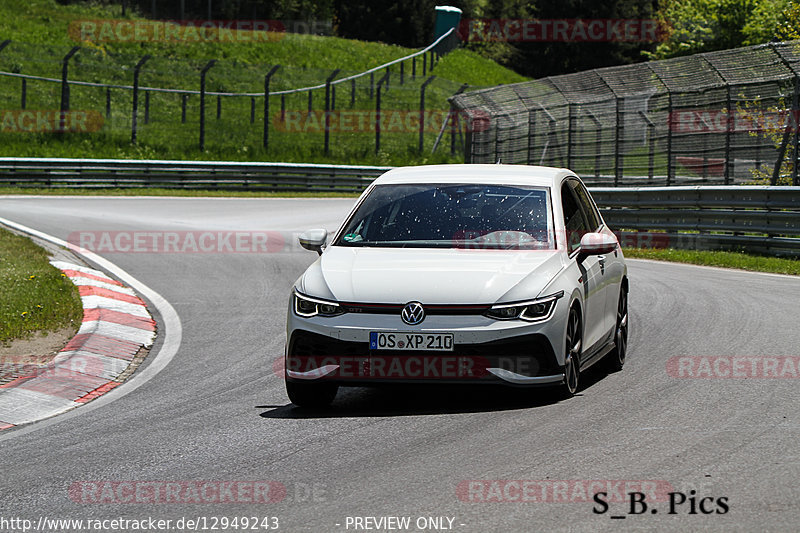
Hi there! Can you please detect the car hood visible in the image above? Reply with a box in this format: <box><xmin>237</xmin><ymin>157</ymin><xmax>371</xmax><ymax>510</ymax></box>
<box><xmin>297</xmin><ymin>246</ymin><xmax>566</xmax><ymax>304</ymax></box>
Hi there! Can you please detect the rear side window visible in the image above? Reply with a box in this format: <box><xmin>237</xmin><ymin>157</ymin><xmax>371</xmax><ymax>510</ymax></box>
<box><xmin>570</xmin><ymin>180</ymin><xmax>601</xmax><ymax>231</ymax></box>
<box><xmin>560</xmin><ymin>182</ymin><xmax>588</xmax><ymax>253</ymax></box>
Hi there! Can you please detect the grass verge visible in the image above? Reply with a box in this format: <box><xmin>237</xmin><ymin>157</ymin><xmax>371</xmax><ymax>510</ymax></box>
<box><xmin>623</xmin><ymin>247</ymin><xmax>800</xmax><ymax>276</ymax></box>
<box><xmin>0</xmin><ymin>227</ymin><xmax>83</xmax><ymax>343</ymax></box>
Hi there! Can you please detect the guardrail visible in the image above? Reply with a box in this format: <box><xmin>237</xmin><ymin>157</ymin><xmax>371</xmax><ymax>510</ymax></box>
<box><xmin>0</xmin><ymin>159</ymin><xmax>798</xmax><ymax>256</ymax></box>
<box><xmin>0</xmin><ymin>157</ymin><xmax>390</xmax><ymax>193</ymax></box>
<box><xmin>592</xmin><ymin>186</ymin><xmax>800</xmax><ymax>257</ymax></box>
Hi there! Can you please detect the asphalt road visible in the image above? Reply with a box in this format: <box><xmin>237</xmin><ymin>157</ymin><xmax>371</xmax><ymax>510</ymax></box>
<box><xmin>0</xmin><ymin>196</ymin><xmax>798</xmax><ymax>533</ymax></box>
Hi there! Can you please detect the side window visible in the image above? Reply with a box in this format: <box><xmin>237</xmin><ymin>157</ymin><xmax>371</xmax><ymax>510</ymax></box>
<box><xmin>560</xmin><ymin>182</ymin><xmax>588</xmax><ymax>253</ymax></box>
<box><xmin>570</xmin><ymin>180</ymin><xmax>601</xmax><ymax>231</ymax></box>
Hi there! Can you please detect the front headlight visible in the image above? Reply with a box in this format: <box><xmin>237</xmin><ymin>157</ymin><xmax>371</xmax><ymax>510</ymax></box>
<box><xmin>293</xmin><ymin>290</ymin><xmax>345</xmax><ymax>318</ymax></box>
<box><xmin>485</xmin><ymin>291</ymin><xmax>564</xmax><ymax>322</ymax></box>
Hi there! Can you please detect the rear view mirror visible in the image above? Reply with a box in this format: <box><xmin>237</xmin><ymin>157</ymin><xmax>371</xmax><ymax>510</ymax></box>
<box><xmin>298</xmin><ymin>229</ymin><xmax>328</xmax><ymax>255</ymax></box>
<box><xmin>577</xmin><ymin>232</ymin><xmax>617</xmax><ymax>262</ymax></box>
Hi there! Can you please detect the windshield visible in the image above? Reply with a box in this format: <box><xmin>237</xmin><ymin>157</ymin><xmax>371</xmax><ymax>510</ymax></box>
<box><xmin>334</xmin><ymin>183</ymin><xmax>554</xmax><ymax>249</ymax></box>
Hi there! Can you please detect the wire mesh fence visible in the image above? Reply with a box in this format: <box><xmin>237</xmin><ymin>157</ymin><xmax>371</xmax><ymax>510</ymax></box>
<box><xmin>451</xmin><ymin>41</ymin><xmax>800</xmax><ymax>186</ymax></box>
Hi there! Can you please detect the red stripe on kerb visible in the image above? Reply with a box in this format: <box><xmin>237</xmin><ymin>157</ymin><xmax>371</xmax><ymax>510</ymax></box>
<box><xmin>17</xmin><ymin>370</ymin><xmax>108</xmax><ymax>400</ymax></box>
<box><xmin>62</xmin><ymin>269</ymin><xmax>123</xmax><ymax>286</ymax></box>
<box><xmin>0</xmin><ymin>422</ymin><xmax>14</xmax><ymax>430</ymax></box>
<box><xmin>82</xmin><ymin>308</ymin><xmax>156</xmax><ymax>331</ymax></box>
<box><xmin>63</xmin><ymin>333</ymin><xmax>141</xmax><ymax>360</ymax></box>
<box><xmin>78</xmin><ymin>286</ymin><xmax>144</xmax><ymax>306</ymax></box>
<box><xmin>75</xmin><ymin>381</ymin><xmax>120</xmax><ymax>403</ymax></box>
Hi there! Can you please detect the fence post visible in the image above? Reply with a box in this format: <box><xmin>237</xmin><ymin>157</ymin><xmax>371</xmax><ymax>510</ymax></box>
<box><xmin>770</xmin><ymin>75</ymin><xmax>800</xmax><ymax>185</ymax></box>
<box><xmin>638</xmin><ymin>111</ymin><xmax>655</xmax><ymax>182</ymax></box>
<box><xmin>370</xmin><ymin>72</ymin><xmax>374</xmax><ymax>99</ymax></box>
<box><xmin>793</xmin><ymin>77</ymin><xmax>800</xmax><ymax>186</ymax></box>
<box><xmin>250</xmin><ymin>97</ymin><xmax>255</xmax><ymax>123</ymax></box>
<box><xmin>418</xmin><ymin>76</ymin><xmax>436</xmax><ymax>152</ymax></box>
<box><xmin>586</xmin><ymin>112</ymin><xmax>601</xmax><ymax>178</ymax></box>
<box><xmin>412</xmin><ymin>56</ymin><xmax>417</xmax><ymax>79</ymax></box>
<box><xmin>527</xmin><ymin>109</ymin><xmax>536</xmax><ymax>164</ymax></box>
<box><xmin>350</xmin><ymin>79</ymin><xmax>356</xmax><ymax>107</ymax></box>
<box><xmin>666</xmin><ymin>91</ymin><xmax>674</xmax><ymax>186</ymax></box>
<box><xmin>145</xmin><ymin>91</ymin><xmax>151</xmax><ymax>124</ymax></box>
<box><xmin>724</xmin><ymin>85</ymin><xmax>733</xmax><ymax>184</ymax></box>
<box><xmin>216</xmin><ymin>95</ymin><xmax>221</xmax><ymax>120</ymax></box>
<box><xmin>59</xmin><ymin>46</ymin><xmax>80</xmax><ymax>133</ymax></box>
<box><xmin>21</xmin><ymin>79</ymin><xmax>26</xmax><ymax>110</ymax></box>
<box><xmin>567</xmin><ymin>103</ymin><xmax>575</xmax><ymax>168</ymax></box>
<box><xmin>281</xmin><ymin>94</ymin><xmax>286</xmax><ymax>120</ymax></box>
<box><xmin>400</xmin><ymin>62</ymin><xmax>404</xmax><ymax>85</ymax></box>
<box><xmin>105</xmin><ymin>88</ymin><xmax>111</xmax><ymax>119</ymax></box>
<box><xmin>307</xmin><ymin>91</ymin><xmax>312</xmax><ymax>116</ymax></box>
<box><xmin>451</xmin><ymin>83</ymin><xmax>468</xmax><ymax>156</ymax></box>
<box><xmin>375</xmin><ymin>71</ymin><xmax>391</xmax><ymax>154</ymax></box>
<box><xmin>613</xmin><ymin>96</ymin><xmax>622</xmax><ymax>186</ymax></box>
<box><xmin>324</xmin><ymin>68</ymin><xmax>341</xmax><ymax>155</ymax></box>
<box><xmin>181</xmin><ymin>94</ymin><xmax>187</xmax><ymax>124</ymax></box>
<box><xmin>131</xmin><ymin>54</ymin><xmax>150</xmax><ymax>144</ymax></box>
<box><xmin>423</xmin><ymin>53</ymin><xmax>427</xmax><ymax>76</ymax></box>
<box><xmin>199</xmin><ymin>59</ymin><xmax>217</xmax><ymax>151</ymax></box>
<box><xmin>263</xmin><ymin>64</ymin><xmax>280</xmax><ymax>150</ymax></box>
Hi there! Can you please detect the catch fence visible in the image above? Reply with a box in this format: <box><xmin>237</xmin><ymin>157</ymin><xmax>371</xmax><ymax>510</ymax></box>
<box><xmin>451</xmin><ymin>41</ymin><xmax>800</xmax><ymax>186</ymax></box>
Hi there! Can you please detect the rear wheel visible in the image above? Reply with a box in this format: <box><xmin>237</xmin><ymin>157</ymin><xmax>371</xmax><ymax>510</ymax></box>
<box><xmin>285</xmin><ymin>380</ymin><xmax>338</xmax><ymax>408</ymax></box>
<box><xmin>560</xmin><ymin>306</ymin><xmax>582</xmax><ymax>397</ymax></box>
<box><xmin>605</xmin><ymin>286</ymin><xmax>628</xmax><ymax>373</ymax></box>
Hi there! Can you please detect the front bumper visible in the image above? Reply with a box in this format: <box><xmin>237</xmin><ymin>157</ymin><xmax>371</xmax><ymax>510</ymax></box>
<box><xmin>285</xmin><ymin>306</ymin><xmax>567</xmax><ymax>386</ymax></box>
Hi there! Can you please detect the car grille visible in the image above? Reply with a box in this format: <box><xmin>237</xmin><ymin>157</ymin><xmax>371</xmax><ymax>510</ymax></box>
<box><xmin>288</xmin><ymin>330</ymin><xmax>559</xmax><ymax>379</ymax></box>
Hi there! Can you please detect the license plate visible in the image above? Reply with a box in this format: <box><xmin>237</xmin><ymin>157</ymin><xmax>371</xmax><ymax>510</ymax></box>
<box><xmin>370</xmin><ymin>332</ymin><xmax>454</xmax><ymax>351</ymax></box>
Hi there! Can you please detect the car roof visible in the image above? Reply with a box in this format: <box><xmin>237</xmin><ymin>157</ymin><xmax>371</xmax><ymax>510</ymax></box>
<box><xmin>372</xmin><ymin>164</ymin><xmax>575</xmax><ymax>187</ymax></box>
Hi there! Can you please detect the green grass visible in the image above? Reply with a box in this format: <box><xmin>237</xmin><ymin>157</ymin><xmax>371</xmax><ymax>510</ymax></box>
<box><xmin>0</xmin><ymin>227</ymin><xmax>83</xmax><ymax>343</ymax></box>
<box><xmin>0</xmin><ymin>0</ymin><xmax>528</xmax><ymax>166</ymax></box>
<box><xmin>623</xmin><ymin>247</ymin><xmax>800</xmax><ymax>276</ymax></box>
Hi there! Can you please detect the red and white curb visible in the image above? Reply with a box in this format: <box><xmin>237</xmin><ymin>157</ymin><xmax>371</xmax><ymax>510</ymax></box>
<box><xmin>0</xmin><ymin>261</ymin><xmax>155</xmax><ymax>429</ymax></box>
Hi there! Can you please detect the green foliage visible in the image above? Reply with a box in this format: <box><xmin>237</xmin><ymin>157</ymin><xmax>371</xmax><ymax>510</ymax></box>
<box><xmin>650</xmin><ymin>0</ymin><xmax>800</xmax><ymax>59</ymax></box>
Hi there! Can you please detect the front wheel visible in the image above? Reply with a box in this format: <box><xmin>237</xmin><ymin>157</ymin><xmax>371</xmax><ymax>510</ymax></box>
<box><xmin>285</xmin><ymin>380</ymin><xmax>338</xmax><ymax>408</ymax></box>
<box><xmin>605</xmin><ymin>286</ymin><xmax>628</xmax><ymax>373</ymax></box>
<box><xmin>559</xmin><ymin>306</ymin><xmax>582</xmax><ymax>397</ymax></box>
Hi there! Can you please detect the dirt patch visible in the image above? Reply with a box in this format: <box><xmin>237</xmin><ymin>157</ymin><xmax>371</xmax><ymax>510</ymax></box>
<box><xmin>0</xmin><ymin>327</ymin><xmax>76</xmax><ymax>385</ymax></box>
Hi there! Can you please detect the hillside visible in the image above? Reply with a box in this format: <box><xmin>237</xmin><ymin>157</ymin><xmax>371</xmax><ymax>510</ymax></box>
<box><xmin>0</xmin><ymin>0</ymin><xmax>528</xmax><ymax>165</ymax></box>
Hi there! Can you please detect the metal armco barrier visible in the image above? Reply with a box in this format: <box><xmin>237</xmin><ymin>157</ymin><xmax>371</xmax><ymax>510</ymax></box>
<box><xmin>0</xmin><ymin>158</ymin><xmax>797</xmax><ymax>256</ymax></box>
<box><xmin>0</xmin><ymin>157</ymin><xmax>390</xmax><ymax>193</ymax></box>
<box><xmin>591</xmin><ymin>186</ymin><xmax>800</xmax><ymax>257</ymax></box>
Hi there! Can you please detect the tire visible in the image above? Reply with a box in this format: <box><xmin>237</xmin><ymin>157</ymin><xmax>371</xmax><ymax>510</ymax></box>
<box><xmin>559</xmin><ymin>306</ymin><xmax>582</xmax><ymax>397</ymax></box>
<box><xmin>285</xmin><ymin>380</ymin><xmax>338</xmax><ymax>408</ymax></box>
<box><xmin>605</xmin><ymin>286</ymin><xmax>628</xmax><ymax>373</ymax></box>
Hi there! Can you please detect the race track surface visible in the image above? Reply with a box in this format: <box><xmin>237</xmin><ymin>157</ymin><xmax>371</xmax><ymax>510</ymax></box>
<box><xmin>1</xmin><ymin>196</ymin><xmax>798</xmax><ymax>532</ymax></box>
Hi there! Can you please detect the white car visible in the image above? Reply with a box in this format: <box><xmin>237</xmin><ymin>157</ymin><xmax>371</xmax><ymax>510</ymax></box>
<box><xmin>284</xmin><ymin>164</ymin><xmax>628</xmax><ymax>407</ymax></box>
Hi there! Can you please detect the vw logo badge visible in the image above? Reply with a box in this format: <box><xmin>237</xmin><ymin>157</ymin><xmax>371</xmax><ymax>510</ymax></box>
<box><xmin>401</xmin><ymin>302</ymin><xmax>425</xmax><ymax>325</ymax></box>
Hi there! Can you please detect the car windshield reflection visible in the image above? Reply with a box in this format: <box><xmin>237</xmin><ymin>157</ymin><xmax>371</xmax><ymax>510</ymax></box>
<box><xmin>335</xmin><ymin>184</ymin><xmax>554</xmax><ymax>250</ymax></box>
